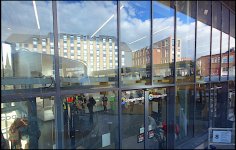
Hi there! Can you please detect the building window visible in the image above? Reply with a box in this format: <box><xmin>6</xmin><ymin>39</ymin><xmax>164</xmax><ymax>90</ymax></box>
<box><xmin>77</xmin><ymin>36</ymin><xmax>81</xmax><ymax>44</ymax></box>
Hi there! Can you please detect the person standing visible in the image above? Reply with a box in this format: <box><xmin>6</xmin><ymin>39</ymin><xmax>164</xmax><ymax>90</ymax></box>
<box><xmin>87</xmin><ymin>95</ymin><xmax>96</xmax><ymax>124</ymax></box>
<box><xmin>129</xmin><ymin>93</ymin><xmax>134</xmax><ymax>113</ymax></box>
<box><xmin>102</xmin><ymin>94</ymin><xmax>108</xmax><ymax>112</ymax></box>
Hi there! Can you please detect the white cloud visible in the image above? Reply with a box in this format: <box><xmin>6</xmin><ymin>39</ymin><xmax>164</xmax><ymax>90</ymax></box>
<box><xmin>2</xmin><ymin>1</ymin><xmax>226</xmax><ymax>60</ymax></box>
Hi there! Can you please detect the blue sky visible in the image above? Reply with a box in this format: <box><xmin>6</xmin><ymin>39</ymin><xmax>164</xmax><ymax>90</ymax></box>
<box><xmin>2</xmin><ymin>0</ymin><xmax>219</xmax><ymax>60</ymax></box>
<box><xmin>126</xmin><ymin>1</ymin><xmax>194</xmax><ymax>24</ymax></box>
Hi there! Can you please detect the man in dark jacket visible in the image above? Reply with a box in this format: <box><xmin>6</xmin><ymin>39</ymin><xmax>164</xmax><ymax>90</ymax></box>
<box><xmin>102</xmin><ymin>94</ymin><xmax>108</xmax><ymax>112</ymax></box>
<box><xmin>87</xmin><ymin>95</ymin><xmax>96</xmax><ymax>124</ymax></box>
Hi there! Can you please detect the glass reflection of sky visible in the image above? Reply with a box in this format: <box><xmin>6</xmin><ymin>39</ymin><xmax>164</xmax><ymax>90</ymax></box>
<box><xmin>196</xmin><ymin>21</ymin><xmax>210</xmax><ymax>59</ymax></box>
<box><xmin>177</xmin><ymin>11</ymin><xmax>195</xmax><ymax>59</ymax></box>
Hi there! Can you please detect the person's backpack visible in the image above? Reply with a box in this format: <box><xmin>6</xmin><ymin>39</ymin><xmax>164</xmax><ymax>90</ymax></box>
<box><xmin>91</xmin><ymin>98</ymin><xmax>96</xmax><ymax>106</ymax></box>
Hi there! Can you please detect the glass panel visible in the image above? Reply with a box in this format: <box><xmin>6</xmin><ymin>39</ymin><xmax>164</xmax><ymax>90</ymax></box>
<box><xmin>120</xmin><ymin>1</ymin><xmax>151</xmax><ymax>86</ymax></box>
<box><xmin>57</xmin><ymin>1</ymin><xmax>117</xmax><ymax>88</ymax></box>
<box><xmin>1</xmin><ymin>97</ymin><xmax>55</xmax><ymax>149</ymax></box>
<box><xmin>230</xmin><ymin>12</ymin><xmax>235</xmax><ymax>38</ymax></box>
<box><xmin>176</xmin><ymin>1</ymin><xmax>195</xmax><ymax>83</ymax></box>
<box><xmin>152</xmin><ymin>1</ymin><xmax>174</xmax><ymax>85</ymax></box>
<box><xmin>1</xmin><ymin>1</ymin><xmax>54</xmax><ymax>93</ymax></box>
<box><xmin>210</xmin><ymin>83</ymin><xmax>229</xmax><ymax>128</ymax></box>
<box><xmin>121</xmin><ymin>90</ymin><xmax>144</xmax><ymax>149</ymax></box>
<box><xmin>63</xmin><ymin>91</ymin><xmax>118</xmax><ymax>149</ymax></box>
<box><xmin>221</xmin><ymin>33</ymin><xmax>229</xmax><ymax>81</ymax></box>
<box><xmin>229</xmin><ymin>36</ymin><xmax>235</xmax><ymax>80</ymax></box>
<box><xmin>212</xmin><ymin>1</ymin><xmax>221</xmax><ymax>31</ymax></box>
<box><xmin>175</xmin><ymin>85</ymin><xmax>194</xmax><ymax>144</ymax></box>
<box><xmin>222</xmin><ymin>6</ymin><xmax>229</xmax><ymax>34</ymax></box>
<box><xmin>195</xmin><ymin>84</ymin><xmax>210</xmax><ymax>135</ymax></box>
<box><xmin>147</xmin><ymin>88</ymin><xmax>167</xmax><ymax>149</ymax></box>
<box><xmin>196</xmin><ymin>22</ymin><xmax>211</xmax><ymax>82</ymax></box>
<box><xmin>229</xmin><ymin>12</ymin><xmax>235</xmax><ymax>80</ymax></box>
<box><xmin>197</xmin><ymin>1</ymin><xmax>211</xmax><ymax>26</ymax></box>
<box><xmin>196</xmin><ymin>1</ymin><xmax>211</xmax><ymax>83</ymax></box>
<box><xmin>211</xmin><ymin>28</ymin><xmax>221</xmax><ymax>81</ymax></box>
<box><xmin>228</xmin><ymin>81</ymin><xmax>235</xmax><ymax>130</ymax></box>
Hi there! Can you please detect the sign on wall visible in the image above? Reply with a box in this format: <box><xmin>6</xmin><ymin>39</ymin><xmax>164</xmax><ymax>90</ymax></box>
<box><xmin>212</xmin><ymin>130</ymin><xmax>232</xmax><ymax>143</ymax></box>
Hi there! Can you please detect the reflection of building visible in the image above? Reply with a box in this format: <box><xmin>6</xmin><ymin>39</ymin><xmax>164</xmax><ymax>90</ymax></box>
<box><xmin>132</xmin><ymin>37</ymin><xmax>181</xmax><ymax>66</ymax></box>
<box><xmin>196</xmin><ymin>48</ymin><xmax>235</xmax><ymax>77</ymax></box>
<box><xmin>6</xmin><ymin>33</ymin><xmax>119</xmax><ymax>75</ymax></box>
<box><xmin>132</xmin><ymin>37</ymin><xmax>181</xmax><ymax>77</ymax></box>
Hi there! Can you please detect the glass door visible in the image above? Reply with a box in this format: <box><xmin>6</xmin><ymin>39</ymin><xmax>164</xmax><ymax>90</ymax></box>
<box><xmin>145</xmin><ymin>88</ymin><xmax>167</xmax><ymax>149</ymax></box>
<box><xmin>121</xmin><ymin>90</ymin><xmax>145</xmax><ymax>149</ymax></box>
<box><xmin>63</xmin><ymin>91</ymin><xmax>119</xmax><ymax>149</ymax></box>
<box><xmin>1</xmin><ymin>97</ymin><xmax>55</xmax><ymax>149</ymax></box>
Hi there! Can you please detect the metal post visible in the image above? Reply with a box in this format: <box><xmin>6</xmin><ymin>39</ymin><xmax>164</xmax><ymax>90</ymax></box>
<box><xmin>28</xmin><ymin>98</ymin><xmax>40</xmax><ymax>149</ymax></box>
<box><xmin>52</xmin><ymin>1</ymin><xmax>64</xmax><ymax>149</ymax></box>
<box><xmin>219</xmin><ymin>3</ymin><xmax>222</xmax><ymax>81</ymax></box>
<box><xmin>193</xmin><ymin>0</ymin><xmax>198</xmax><ymax>137</ymax></box>
<box><xmin>210</xmin><ymin>1</ymin><xmax>213</xmax><ymax>83</ymax></box>
<box><xmin>144</xmin><ymin>90</ymin><xmax>149</xmax><ymax>148</ymax></box>
<box><xmin>150</xmin><ymin>0</ymin><xmax>153</xmax><ymax>86</ymax></box>
<box><xmin>167</xmin><ymin>86</ymin><xmax>175</xmax><ymax>149</ymax></box>
<box><xmin>117</xmin><ymin>1</ymin><xmax>122</xmax><ymax>149</ymax></box>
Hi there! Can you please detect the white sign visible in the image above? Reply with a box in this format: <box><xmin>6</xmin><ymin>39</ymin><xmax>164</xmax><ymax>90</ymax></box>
<box><xmin>149</xmin><ymin>94</ymin><xmax>167</xmax><ymax>101</ymax></box>
<box><xmin>148</xmin><ymin>125</ymin><xmax>152</xmax><ymax>131</ymax></box>
<box><xmin>102</xmin><ymin>133</ymin><xmax>111</xmax><ymax>147</ymax></box>
<box><xmin>123</xmin><ymin>97</ymin><xmax>144</xmax><ymax>103</ymax></box>
<box><xmin>140</xmin><ymin>127</ymin><xmax>144</xmax><ymax>134</ymax></box>
<box><xmin>212</xmin><ymin>130</ymin><xmax>232</xmax><ymax>143</ymax></box>
<box><xmin>152</xmin><ymin>102</ymin><xmax>158</xmax><ymax>113</ymax></box>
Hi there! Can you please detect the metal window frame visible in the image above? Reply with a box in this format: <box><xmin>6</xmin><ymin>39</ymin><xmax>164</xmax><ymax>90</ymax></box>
<box><xmin>193</xmin><ymin>0</ymin><xmax>198</xmax><ymax>137</ymax></box>
<box><xmin>219</xmin><ymin>3</ymin><xmax>223</xmax><ymax>81</ymax></box>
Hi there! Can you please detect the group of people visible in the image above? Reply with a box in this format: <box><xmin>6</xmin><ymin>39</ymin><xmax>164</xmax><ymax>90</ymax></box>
<box><xmin>63</xmin><ymin>94</ymin><xmax>109</xmax><ymax>125</ymax></box>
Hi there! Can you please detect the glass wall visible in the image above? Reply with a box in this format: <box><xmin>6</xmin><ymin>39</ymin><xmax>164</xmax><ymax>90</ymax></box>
<box><xmin>147</xmin><ymin>88</ymin><xmax>167</xmax><ymax>149</ymax></box>
<box><xmin>121</xmin><ymin>89</ymin><xmax>144</xmax><ymax>149</ymax></box>
<box><xmin>228</xmin><ymin>81</ymin><xmax>235</xmax><ymax>128</ymax></box>
<box><xmin>57</xmin><ymin>1</ymin><xmax>118</xmax><ymax>88</ymax></box>
<box><xmin>1</xmin><ymin>97</ymin><xmax>55</xmax><ymax>149</ymax></box>
<box><xmin>152</xmin><ymin>1</ymin><xmax>174</xmax><ymax>85</ymax></box>
<box><xmin>196</xmin><ymin>1</ymin><xmax>211</xmax><ymax>83</ymax></box>
<box><xmin>176</xmin><ymin>1</ymin><xmax>196</xmax><ymax>83</ymax></box>
<box><xmin>175</xmin><ymin>85</ymin><xmax>194</xmax><ymax>144</ymax></box>
<box><xmin>194</xmin><ymin>84</ymin><xmax>210</xmax><ymax>135</ymax></box>
<box><xmin>1</xmin><ymin>1</ymin><xmax>54</xmax><ymax>93</ymax></box>
<box><xmin>211</xmin><ymin>1</ymin><xmax>221</xmax><ymax>82</ymax></box>
<box><xmin>63</xmin><ymin>91</ymin><xmax>118</xmax><ymax>149</ymax></box>
<box><xmin>229</xmin><ymin>12</ymin><xmax>235</xmax><ymax>81</ymax></box>
<box><xmin>221</xmin><ymin>6</ymin><xmax>230</xmax><ymax>81</ymax></box>
<box><xmin>120</xmin><ymin>1</ymin><xmax>151</xmax><ymax>86</ymax></box>
<box><xmin>1</xmin><ymin>1</ymin><xmax>235</xmax><ymax>149</ymax></box>
<box><xmin>210</xmin><ymin>82</ymin><xmax>228</xmax><ymax>128</ymax></box>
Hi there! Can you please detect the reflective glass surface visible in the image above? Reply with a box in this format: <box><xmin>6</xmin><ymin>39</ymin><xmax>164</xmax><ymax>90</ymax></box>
<box><xmin>121</xmin><ymin>90</ymin><xmax>144</xmax><ymax>149</ymax></box>
<box><xmin>211</xmin><ymin>28</ymin><xmax>221</xmax><ymax>81</ymax></box>
<box><xmin>152</xmin><ymin>1</ymin><xmax>174</xmax><ymax>85</ymax></box>
<box><xmin>57</xmin><ymin>1</ymin><xmax>118</xmax><ymax>88</ymax></box>
<box><xmin>229</xmin><ymin>12</ymin><xmax>235</xmax><ymax>80</ymax></box>
<box><xmin>120</xmin><ymin>1</ymin><xmax>151</xmax><ymax>86</ymax></box>
<box><xmin>196</xmin><ymin>1</ymin><xmax>211</xmax><ymax>83</ymax></box>
<box><xmin>221</xmin><ymin>32</ymin><xmax>229</xmax><ymax>81</ymax></box>
<box><xmin>194</xmin><ymin>84</ymin><xmax>209</xmax><ymax>135</ymax></box>
<box><xmin>175</xmin><ymin>85</ymin><xmax>194</xmax><ymax>144</ymax></box>
<box><xmin>1</xmin><ymin>1</ymin><xmax>54</xmax><ymax>93</ymax></box>
<box><xmin>1</xmin><ymin>97</ymin><xmax>55</xmax><ymax>149</ymax></box>
<box><xmin>176</xmin><ymin>1</ymin><xmax>195</xmax><ymax>83</ymax></box>
<box><xmin>63</xmin><ymin>91</ymin><xmax>118</xmax><ymax>149</ymax></box>
<box><xmin>147</xmin><ymin>88</ymin><xmax>167</xmax><ymax>149</ymax></box>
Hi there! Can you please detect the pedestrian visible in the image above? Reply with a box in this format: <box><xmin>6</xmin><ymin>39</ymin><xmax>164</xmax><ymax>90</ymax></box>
<box><xmin>87</xmin><ymin>95</ymin><xmax>96</xmax><ymax>124</ymax></box>
<box><xmin>102</xmin><ymin>94</ymin><xmax>108</xmax><ymax>112</ymax></box>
